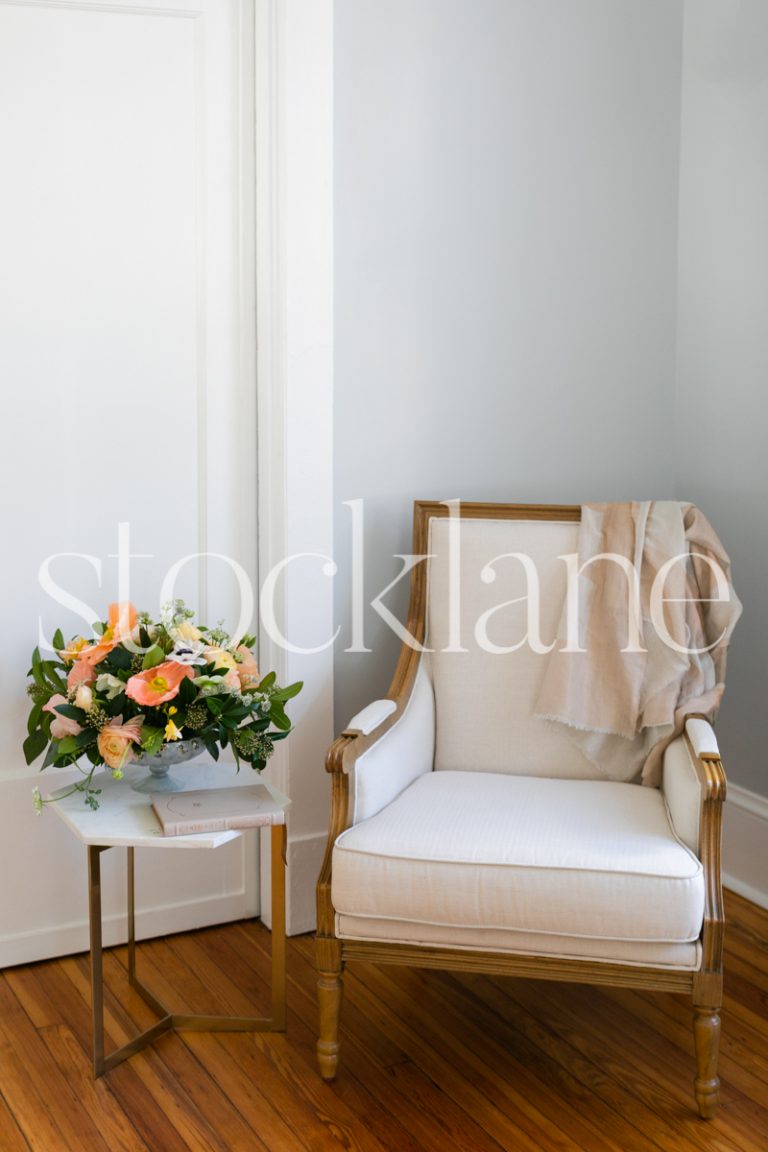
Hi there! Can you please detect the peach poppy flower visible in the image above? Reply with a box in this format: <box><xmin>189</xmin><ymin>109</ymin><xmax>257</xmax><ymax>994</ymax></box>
<box><xmin>236</xmin><ymin>645</ymin><xmax>260</xmax><ymax>690</ymax></box>
<box><xmin>78</xmin><ymin>602</ymin><xmax>139</xmax><ymax>668</ymax></box>
<box><xmin>125</xmin><ymin>660</ymin><xmax>194</xmax><ymax>707</ymax></box>
<box><xmin>97</xmin><ymin>715</ymin><xmax>144</xmax><ymax>771</ymax></box>
<box><xmin>68</xmin><ymin>658</ymin><xmax>96</xmax><ymax>690</ymax></box>
<box><xmin>43</xmin><ymin>694</ymin><xmax>83</xmax><ymax>740</ymax></box>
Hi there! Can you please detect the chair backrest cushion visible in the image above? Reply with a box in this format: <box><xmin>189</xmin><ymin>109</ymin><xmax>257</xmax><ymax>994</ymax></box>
<box><xmin>427</xmin><ymin>515</ymin><xmax>609</xmax><ymax>780</ymax></box>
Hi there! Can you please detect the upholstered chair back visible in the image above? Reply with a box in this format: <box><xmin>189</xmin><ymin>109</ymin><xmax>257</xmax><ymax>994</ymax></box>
<box><xmin>427</xmin><ymin>515</ymin><xmax>604</xmax><ymax>781</ymax></box>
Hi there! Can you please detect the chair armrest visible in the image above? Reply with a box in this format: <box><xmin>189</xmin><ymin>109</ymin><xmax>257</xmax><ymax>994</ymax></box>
<box><xmin>686</xmin><ymin>717</ymin><xmax>721</xmax><ymax>761</ymax></box>
<box><xmin>662</xmin><ymin>717</ymin><xmax>727</xmax><ymax>979</ymax></box>
<box><xmin>662</xmin><ymin>735</ymin><xmax>704</xmax><ymax>854</ymax></box>
<box><xmin>337</xmin><ymin>660</ymin><xmax>434</xmax><ymax>825</ymax></box>
<box><xmin>662</xmin><ymin>719</ymin><xmax>726</xmax><ymax>855</ymax></box>
<box><xmin>342</xmin><ymin>699</ymin><xmax>397</xmax><ymax>737</ymax></box>
<box><xmin>317</xmin><ymin>655</ymin><xmax>434</xmax><ymax>938</ymax></box>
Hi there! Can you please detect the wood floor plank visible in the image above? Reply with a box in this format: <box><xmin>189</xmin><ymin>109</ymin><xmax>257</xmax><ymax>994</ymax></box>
<box><xmin>0</xmin><ymin>976</ymin><xmax>113</xmax><ymax>1152</ymax></box>
<box><xmin>501</xmin><ymin>978</ymin><xmax>764</xmax><ymax>1152</ymax></box>
<box><xmin>125</xmin><ymin>934</ymin><xmax>398</xmax><ymax>1152</ymax></box>
<box><xmin>600</xmin><ymin>981</ymin><xmax>768</xmax><ymax>1098</ymax></box>
<box><xmin>39</xmin><ymin>1025</ymin><xmax>152</xmax><ymax>1152</ymax></box>
<box><xmin>209</xmin><ymin>928</ymin><xmax>467</xmax><ymax>1152</ymax></box>
<box><xmin>361</xmin><ymin>959</ymin><xmax>683</xmax><ymax>1152</ymax></box>
<box><xmin>399</xmin><ymin>962</ymin><xmax>687</xmax><ymax>1152</ymax></box>
<box><xmin>3</xmin><ymin>957</ymin><xmax>192</xmax><ymax>1152</ymax></box>
<box><xmin>46</xmin><ymin>952</ymin><xmax>240</xmax><ymax>1152</ymax></box>
<box><xmin>0</xmin><ymin>1088</ymin><xmax>32</xmax><ymax>1152</ymax></box>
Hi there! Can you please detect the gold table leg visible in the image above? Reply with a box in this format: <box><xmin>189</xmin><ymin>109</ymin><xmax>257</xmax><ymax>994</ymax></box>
<box><xmin>87</xmin><ymin>824</ymin><xmax>288</xmax><ymax>1078</ymax></box>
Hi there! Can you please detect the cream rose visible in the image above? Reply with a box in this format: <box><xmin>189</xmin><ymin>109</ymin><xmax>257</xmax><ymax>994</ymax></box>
<box><xmin>176</xmin><ymin>620</ymin><xmax>202</xmax><ymax>642</ymax></box>
<box><xmin>74</xmin><ymin>683</ymin><xmax>94</xmax><ymax>711</ymax></box>
<box><xmin>204</xmin><ymin>646</ymin><xmax>237</xmax><ymax>672</ymax></box>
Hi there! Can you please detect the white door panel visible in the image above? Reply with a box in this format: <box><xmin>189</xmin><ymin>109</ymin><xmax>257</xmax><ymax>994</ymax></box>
<box><xmin>0</xmin><ymin>0</ymin><xmax>257</xmax><ymax>965</ymax></box>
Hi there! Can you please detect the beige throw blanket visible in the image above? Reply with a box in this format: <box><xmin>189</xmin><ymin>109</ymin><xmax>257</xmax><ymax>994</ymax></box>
<box><xmin>534</xmin><ymin>501</ymin><xmax>742</xmax><ymax>786</ymax></box>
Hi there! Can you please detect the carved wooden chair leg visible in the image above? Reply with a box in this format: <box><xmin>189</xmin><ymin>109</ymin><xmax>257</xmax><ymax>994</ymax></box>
<box><xmin>692</xmin><ymin>1004</ymin><xmax>721</xmax><ymax>1119</ymax></box>
<box><xmin>316</xmin><ymin>938</ymin><xmax>344</xmax><ymax>1080</ymax></box>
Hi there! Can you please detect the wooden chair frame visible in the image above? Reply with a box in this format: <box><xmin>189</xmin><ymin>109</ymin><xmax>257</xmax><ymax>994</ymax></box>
<box><xmin>316</xmin><ymin>502</ymin><xmax>726</xmax><ymax>1118</ymax></box>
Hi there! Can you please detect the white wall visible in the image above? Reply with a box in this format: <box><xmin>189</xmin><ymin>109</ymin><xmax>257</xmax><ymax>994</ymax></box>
<box><xmin>333</xmin><ymin>0</ymin><xmax>685</xmax><ymax>724</ymax></box>
<box><xmin>676</xmin><ymin>0</ymin><xmax>768</xmax><ymax>798</ymax></box>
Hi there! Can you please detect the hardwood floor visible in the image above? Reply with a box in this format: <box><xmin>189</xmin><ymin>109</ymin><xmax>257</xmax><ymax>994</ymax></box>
<box><xmin>1</xmin><ymin>890</ymin><xmax>766</xmax><ymax>1151</ymax></box>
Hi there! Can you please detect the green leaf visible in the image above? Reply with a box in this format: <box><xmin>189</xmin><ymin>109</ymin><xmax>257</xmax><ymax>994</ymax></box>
<box><xmin>142</xmin><ymin>644</ymin><xmax>165</xmax><ymax>671</ymax></box>
<box><xmin>257</xmin><ymin>671</ymin><xmax>276</xmax><ymax>691</ymax></box>
<box><xmin>23</xmin><ymin>730</ymin><xmax>48</xmax><ymax>765</ymax></box>
<box><xmin>105</xmin><ymin>693</ymin><xmax>126</xmax><ymax>716</ymax></box>
<box><xmin>268</xmin><ymin>706</ymin><xmax>291</xmax><ymax>731</ymax></box>
<box><xmin>204</xmin><ymin>740</ymin><xmax>219</xmax><ymax>761</ymax></box>
<box><xmin>140</xmin><ymin>725</ymin><xmax>165</xmax><ymax>755</ymax></box>
<box><xmin>273</xmin><ymin>680</ymin><xmax>303</xmax><ymax>702</ymax></box>
<box><xmin>74</xmin><ymin>729</ymin><xmax>97</xmax><ymax>750</ymax></box>
<box><xmin>52</xmin><ymin>629</ymin><xmax>65</xmax><ymax>652</ymax></box>
<box><xmin>178</xmin><ymin>675</ymin><xmax>197</xmax><ymax>706</ymax></box>
<box><xmin>44</xmin><ymin>666</ymin><xmax>67</xmax><ymax>691</ymax></box>
<box><xmin>226</xmin><ymin>706</ymin><xmax>252</xmax><ymax>721</ymax></box>
<box><xmin>31</xmin><ymin>647</ymin><xmax>47</xmax><ymax>689</ymax></box>
<box><xmin>42</xmin><ymin>740</ymin><xmax>60</xmax><ymax>769</ymax></box>
<box><xmin>27</xmin><ymin>702</ymin><xmax>43</xmax><ymax>736</ymax></box>
<box><xmin>106</xmin><ymin>646</ymin><xmax>133</xmax><ymax>670</ymax></box>
<box><xmin>52</xmin><ymin>703</ymin><xmax>87</xmax><ymax>723</ymax></box>
<box><xmin>205</xmin><ymin>697</ymin><xmax>224</xmax><ymax>717</ymax></box>
<box><xmin>56</xmin><ymin>735</ymin><xmax>79</xmax><ymax>756</ymax></box>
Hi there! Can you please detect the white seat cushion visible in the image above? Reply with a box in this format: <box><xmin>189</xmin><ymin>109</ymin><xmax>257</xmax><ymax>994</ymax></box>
<box><xmin>333</xmin><ymin>772</ymin><xmax>704</xmax><ymax>947</ymax></box>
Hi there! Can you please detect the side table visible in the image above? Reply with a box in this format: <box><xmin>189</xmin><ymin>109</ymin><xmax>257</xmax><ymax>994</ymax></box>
<box><xmin>51</xmin><ymin>763</ymin><xmax>290</xmax><ymax>1077</ymax></box>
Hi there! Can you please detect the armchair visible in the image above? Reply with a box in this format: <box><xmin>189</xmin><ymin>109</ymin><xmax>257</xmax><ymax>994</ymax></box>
<box><xmin>316</xmin><ymin>502</ymin><xmax>728</xmax><ymax>1118</ymax></box>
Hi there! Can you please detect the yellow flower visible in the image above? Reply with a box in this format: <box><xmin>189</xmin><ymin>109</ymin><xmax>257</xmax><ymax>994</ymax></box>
<box><xmin>59</xmin><ymin>637</ymin><xmax>88</xmax><ymax>664</ymax></box>
<box><xmin>165</xmin><ymin>718</ymin><xmax>183</xmax><ymax>742</ymax></box>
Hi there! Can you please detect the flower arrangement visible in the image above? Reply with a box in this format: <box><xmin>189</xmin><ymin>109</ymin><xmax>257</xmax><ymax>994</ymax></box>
<box><xmin>24</xmin><ymin>600</ymin><xmax>301</xmax><ymax>810</ymax></box>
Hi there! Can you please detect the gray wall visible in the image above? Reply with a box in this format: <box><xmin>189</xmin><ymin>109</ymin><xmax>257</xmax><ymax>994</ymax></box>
<box><xmin>334</xmin><ymin>1</ymin><xmax>685</xmax><ymax>724</ymax></box>
<box><xmin>676</xmin><ymin>0</ymin><xmax>768</xmax><ymax>795</ymax></box>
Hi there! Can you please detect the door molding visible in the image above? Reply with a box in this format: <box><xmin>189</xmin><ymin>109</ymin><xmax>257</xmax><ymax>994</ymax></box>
<box><xmin>255</xmin><ymin>0</ymin><xmax>335</xmax><ymax>933</ymax></box>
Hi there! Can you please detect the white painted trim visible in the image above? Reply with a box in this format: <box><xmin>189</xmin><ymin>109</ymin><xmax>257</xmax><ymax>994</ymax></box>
<box><xmin>723</xmin><ymin>783</ymin><xmax>768</xmax><ymax>911</ymax></box>
<box><xmin>255</xmin><ymin>0</ymin><xmax>334</xmax><ymax>934</ymax></box>
<box><xmin>0</xmin><ymin>891</ymin><xmax>249</xmax><ymax>970</ymax></box>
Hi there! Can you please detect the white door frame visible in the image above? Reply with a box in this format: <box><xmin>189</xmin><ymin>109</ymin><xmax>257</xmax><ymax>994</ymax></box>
<box><xmin>255</xmin><ymin>0</ymin><xmax>335</xmax><ymax>934</ymax></box>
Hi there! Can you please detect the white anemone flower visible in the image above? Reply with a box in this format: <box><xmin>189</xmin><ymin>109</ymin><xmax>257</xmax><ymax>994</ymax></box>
<box><xmin>167</xmin><ymin>641</ymin><xmax>208</xmax><ymax>667</ymax></box>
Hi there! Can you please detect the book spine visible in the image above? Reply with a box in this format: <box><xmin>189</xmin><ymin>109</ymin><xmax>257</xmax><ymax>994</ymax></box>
<box><xmin>164</xmin><ymin>818</ymin><xmax>228</xmax><ymax>836</ymax></box>
<box><xmin>163</xmin><ymin>814</ymin><xmax>274</xmax><ymax>836</ymax></box>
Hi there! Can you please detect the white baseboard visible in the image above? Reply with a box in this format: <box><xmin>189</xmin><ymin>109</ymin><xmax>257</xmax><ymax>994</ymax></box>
<box><xmin>0</xmin><ymin>891</ymin><xmax>248</xmax><ymax>970</ymax></box>
<box><xmin>723</xmin><ymin>784</ymin><xmax>768</xmax><ymax>911</ymax></box>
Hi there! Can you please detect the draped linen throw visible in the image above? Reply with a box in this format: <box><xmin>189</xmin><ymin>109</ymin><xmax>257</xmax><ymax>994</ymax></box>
<box><xmin>533</xmin><ymin>501</ymin><xmax>742</xmax><ymax>786</ymax></box>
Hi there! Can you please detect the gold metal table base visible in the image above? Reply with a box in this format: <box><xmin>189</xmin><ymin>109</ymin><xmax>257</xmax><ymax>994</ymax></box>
<box><xmin>87</xmin><ymin>824</ymin><xmax>287</xmax><ymax>1077</ymax></box>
